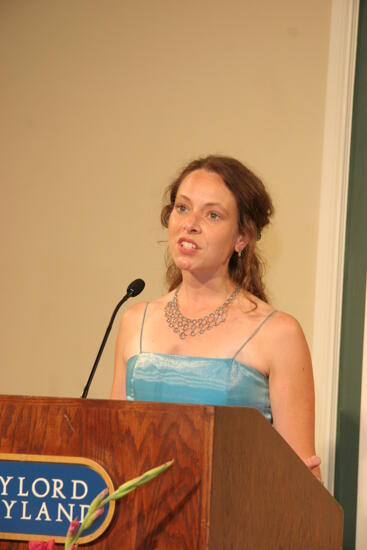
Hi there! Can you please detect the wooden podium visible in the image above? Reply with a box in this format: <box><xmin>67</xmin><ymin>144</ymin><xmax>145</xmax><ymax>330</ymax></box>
<box><xmin>0</xmin><ymin>396</ymin><xmax>343</xmax><ymax>549</ymax></box>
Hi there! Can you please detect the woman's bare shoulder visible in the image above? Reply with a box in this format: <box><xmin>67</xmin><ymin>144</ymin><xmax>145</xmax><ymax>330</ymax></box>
<box><xmin>267</xmin><ymin>310</ymin><xmax>306</xmax><ymax>343</ymax></box>
<box><xmin>133</xmin><ymin>291</ymin><xmax>174</xmax><ymax>316</ymax></box>
<box><xmin>264</xmin><ymin>310</ymin><xmax>311</xmax><ymax>375</ymax></box>
<box><xmin>120</xmin><ymin>301</ymin><xmax>148</xmax><ymax>326</ymax></box>
<box><xmin>120</xmin><ymin>291</ymin><xmax>173</xmax><ymax>325</ymax></box>
<box><xmin>240</xmin><ymin>293</ymin><xmax>309</xmax><ymax>360</ymax></box>
<box><xmin>239</xmin><ymin>292</ymin><xmax>305</xmax><ymax>338</ymax></box>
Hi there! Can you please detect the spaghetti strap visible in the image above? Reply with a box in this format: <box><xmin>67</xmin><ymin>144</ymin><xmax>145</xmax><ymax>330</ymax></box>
<box><xmin>232</xmin><ymin>310</ymin><xmax>276</xmax><ymax>360</ymax></box>
<box><xmin>139</xmin><ymin>302</ymin><xmax>149</xmax><ymax>353</ymax></box>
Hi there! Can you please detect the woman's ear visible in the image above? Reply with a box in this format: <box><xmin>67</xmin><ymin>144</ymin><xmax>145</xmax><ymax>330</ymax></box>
<box><xmin>234</xmin><ymin>232</ymin><xmax>248</xmax><ymax>255</ymax></box>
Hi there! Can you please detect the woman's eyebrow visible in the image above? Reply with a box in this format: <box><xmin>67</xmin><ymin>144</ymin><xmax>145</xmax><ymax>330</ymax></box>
<box><xmin>176</xmin><ymin>194</ymin><xmax>228</xmax><ymax>210</ymax></box>
<box><xmin>175</xmin><ymin>193</ymin><xmax>191</xmax><ymax>202</ymax></box>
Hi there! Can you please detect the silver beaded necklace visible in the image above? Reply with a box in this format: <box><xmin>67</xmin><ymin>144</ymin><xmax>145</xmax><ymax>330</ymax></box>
<box><xmin>164</xmin><ymin>285</ymin><xmax>241</xmax><ymax>340</ymax></box>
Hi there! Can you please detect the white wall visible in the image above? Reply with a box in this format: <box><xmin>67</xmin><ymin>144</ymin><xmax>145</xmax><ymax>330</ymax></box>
<box><xmin>0</xmin><ymin>0</ymin><xmax>331</xmax><ymax>399</ymax></box>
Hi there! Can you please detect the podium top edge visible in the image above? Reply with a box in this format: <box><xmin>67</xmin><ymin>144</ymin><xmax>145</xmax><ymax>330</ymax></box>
<box><xmin>0</xmin><ymin>394</ymin><xmax>262</xmax><ymax>417</ymax></box>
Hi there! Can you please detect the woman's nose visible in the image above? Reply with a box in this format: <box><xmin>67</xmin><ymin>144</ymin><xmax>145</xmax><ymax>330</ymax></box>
<box><xmin>184</xmin><ymin>211</ymin><xmax>201</xmax><ymax>233</ymax></box>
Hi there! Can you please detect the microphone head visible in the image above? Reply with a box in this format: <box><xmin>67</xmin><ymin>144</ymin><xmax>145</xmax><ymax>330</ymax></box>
<box><xmin>127</xmin><ymin>278</ymin><xmax>145</xmax><ymax>297</ymax></box>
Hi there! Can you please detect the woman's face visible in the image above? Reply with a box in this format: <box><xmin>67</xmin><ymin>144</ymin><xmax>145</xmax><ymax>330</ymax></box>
<box><xmin>168</xmin><ymin>169</ymin><xmax>247</xmax><ymax>280</ymax></box>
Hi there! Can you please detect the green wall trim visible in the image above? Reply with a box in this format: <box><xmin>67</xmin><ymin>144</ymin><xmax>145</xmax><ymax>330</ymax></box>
<box><xmin>334</xmin><ymin>0</ymin><xmax>367</xmax><ymax>548</ymax></box>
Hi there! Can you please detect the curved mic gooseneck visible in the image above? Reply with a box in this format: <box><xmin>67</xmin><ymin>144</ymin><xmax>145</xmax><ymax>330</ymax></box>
<box><xmin>81</xmin><ymin>278</ymin><xmax>145</xmax><ymax>398</ymax></box>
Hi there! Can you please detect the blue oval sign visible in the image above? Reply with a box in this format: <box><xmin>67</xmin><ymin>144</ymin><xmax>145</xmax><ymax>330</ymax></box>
<box><xmin>0</xmin><ymin>453</ymin><xmax>115</xmax><ymax>544</ymax></box>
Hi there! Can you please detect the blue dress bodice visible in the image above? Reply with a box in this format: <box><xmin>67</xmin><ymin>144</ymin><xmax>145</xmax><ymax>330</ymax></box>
<box><xmin>126</xmin><ymin>351</ymin><xmax>273</xmax><ymax>423</ymax></box>
<box><xmin>125</xmin><ymin>303</ymin><xmax>275</xmax><ymax>423</ymax></box>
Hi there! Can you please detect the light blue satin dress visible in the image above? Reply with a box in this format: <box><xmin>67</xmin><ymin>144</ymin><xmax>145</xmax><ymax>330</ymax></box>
<box><xmin>126</xmin><ymin>305</ymin><xmax>275</xmax><ymax>423</ymax></box>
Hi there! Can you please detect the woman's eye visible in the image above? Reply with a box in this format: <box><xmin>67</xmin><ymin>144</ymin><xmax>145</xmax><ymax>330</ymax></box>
<box><xmin>208</xmin><ymin>212</ymin><xmax>220</xmax><ymax>220</ymax></box>
<box><xmin>175</xmin><ymin>204</ymin><xmax>187</xmax><ymax>213</ymax></box>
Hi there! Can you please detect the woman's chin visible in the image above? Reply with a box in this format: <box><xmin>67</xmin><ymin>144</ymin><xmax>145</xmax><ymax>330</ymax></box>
<box><xmin>174</xmin><ymin>257</ymin><xmax>195</xmax><ymax>271</ymax></box>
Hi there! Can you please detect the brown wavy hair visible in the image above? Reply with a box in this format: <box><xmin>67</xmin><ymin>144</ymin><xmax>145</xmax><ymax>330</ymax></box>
<box><xmin>161</xmin><ymin>155</ymin><xmax>274</xmax><ymax>302</ymax></box>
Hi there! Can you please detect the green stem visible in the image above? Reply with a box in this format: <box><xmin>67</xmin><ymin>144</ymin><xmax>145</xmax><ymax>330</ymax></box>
<box><xmin>64</xmin><ymin>460</ymin><xmax>173</xmax><ymax>549</ymax></box>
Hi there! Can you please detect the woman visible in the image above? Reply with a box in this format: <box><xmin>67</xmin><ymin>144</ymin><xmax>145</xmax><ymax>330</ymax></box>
<box><xmin>111</xmin><ymin>155</ymin><xmax>321</xmax><ymax>477</ymax></box>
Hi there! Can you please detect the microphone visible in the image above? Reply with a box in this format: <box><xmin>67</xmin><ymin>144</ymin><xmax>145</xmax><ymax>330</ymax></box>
<box><xmin>81</xmin><ymin>278</ymin><xmax>145</xmax><ymax>398</ymax></box>
<box><xmin>127</xmin><ymin>278</ymin><xmax>145</xmax><ymax>297</ymax></box>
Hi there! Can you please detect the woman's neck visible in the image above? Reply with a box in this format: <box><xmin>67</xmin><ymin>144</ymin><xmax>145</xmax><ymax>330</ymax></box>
<box><xmin>177</xmin><ymin>273</ymin><xmax>238</xmax><ymax>316</ymax></box>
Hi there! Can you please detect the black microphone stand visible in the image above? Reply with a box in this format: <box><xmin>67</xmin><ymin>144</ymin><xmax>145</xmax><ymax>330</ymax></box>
<box><xmin>81</xmin><ymin>279</ymin><xmax>145</xmax><ymax>398</ymax></box>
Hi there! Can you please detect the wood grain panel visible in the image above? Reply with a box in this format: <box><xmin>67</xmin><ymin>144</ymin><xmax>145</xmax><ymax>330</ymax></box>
<box><xmin>0</xmin><ymin>396</ymin><xmax>343</xmax><ymax>549</ymax></box>
<box><xmin>0</xmin><ymin>396</ymin><xmax>214</xmax><ymax>549</ymax></box>
<box><xmin>209</xmin><ymin>407</ymin><xmax>343</xmax><ymax>550</ymax></box>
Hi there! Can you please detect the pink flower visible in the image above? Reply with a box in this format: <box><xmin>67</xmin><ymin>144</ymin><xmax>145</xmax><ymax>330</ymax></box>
<box><xmin>93</xmin><ymin>507</ymin><xmax>104</xmax><ymax>521</ymax></box>
<box><xmin>67</xmin><ymin>518</ymin><xmax>80</xmax><ymax>537</ymax></box>
<box><xmin>29</xmin><ymin>540</ymin><xmax>55</xmax><ymax>549</ymax></box>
